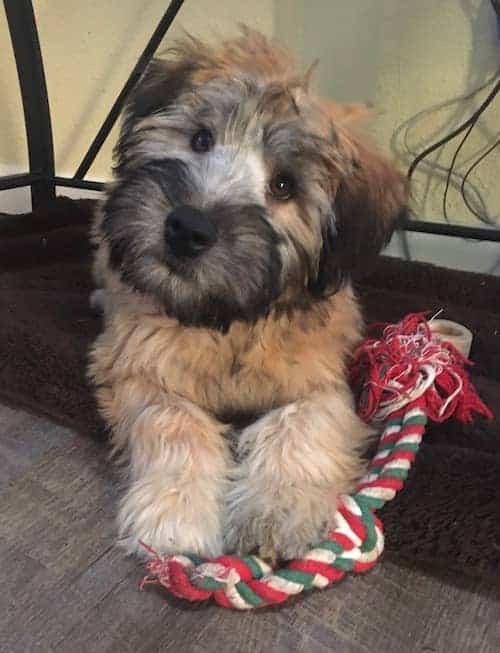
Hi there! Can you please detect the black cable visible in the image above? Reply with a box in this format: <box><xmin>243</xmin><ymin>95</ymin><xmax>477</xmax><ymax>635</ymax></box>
<box><xmin>399</xmin><ymin>71</ymin><xmax>499</xmax><ymax>219</ymax></box>
<box><xmin>442</xmin><ymin>120</ymin><xmax>477</xmax><ymax>222</ymax></box>
<box><xmin>460</xmin><ymin>136</ymin><xmax>500</xmax><ymax>221</ymax></box>
<box><xmin>401</xmin><ymin>68</ymin><xmax>499</xmax><ymax>166</ymax></box>
<box><xmin>408</xmin><ymin>78</ymin><xmax>500</xmax><ymax>181</ymax></box>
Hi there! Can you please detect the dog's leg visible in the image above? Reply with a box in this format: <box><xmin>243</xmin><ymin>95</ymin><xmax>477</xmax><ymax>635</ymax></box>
<box><xmin>225</xmin><ymin>388</ymin><xmax>372</xmax><ymax>561</ymax></box>
<box><xmin>107</xmin><ymin>380</ymin><xmax>230</xmax><ymax>558</ymax></box>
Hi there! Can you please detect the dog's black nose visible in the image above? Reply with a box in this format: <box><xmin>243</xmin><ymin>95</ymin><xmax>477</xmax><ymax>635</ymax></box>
<box><xmin>165</xmin><ymin>206</ymin><xmax>217</xmax><ymax>258</ymax></box>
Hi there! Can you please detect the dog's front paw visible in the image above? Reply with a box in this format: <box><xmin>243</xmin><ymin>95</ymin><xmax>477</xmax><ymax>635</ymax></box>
<box><xmin>118</xmin><ymin>474</ymin><xmax>223</xmax><ymax>559</ymax></box>
<box><xmin>225</xmin><ymin>481</ymin><xmax>338</xmax><ymax>562</ymax></box>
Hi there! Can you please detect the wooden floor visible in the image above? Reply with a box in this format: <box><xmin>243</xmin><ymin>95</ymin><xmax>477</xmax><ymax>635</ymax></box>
<box><xmin>1</xmin><ymin>403</ymin><xmax>499</xmax><ymax>653</ymax></box>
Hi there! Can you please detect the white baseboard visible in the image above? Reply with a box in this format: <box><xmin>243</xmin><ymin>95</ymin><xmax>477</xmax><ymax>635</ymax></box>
<box><xmin>0</xmin><ymin>187</ymin><xmax>33</xmax><ymax>214</ymax></box>
<box><xmin>0</xmin><ymin>185</ymin><xmax>103</xmax><ymax>214</ymax></box>
<box><xmin>385</xmin><ymin>229</ymin><xmax>500</xmax><ymax>276</ymax></box>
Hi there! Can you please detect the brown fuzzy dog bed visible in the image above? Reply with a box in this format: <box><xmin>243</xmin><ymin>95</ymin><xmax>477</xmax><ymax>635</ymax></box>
<box><xmin>1</xmin><ymin>197</ymin><xmax>499</xmax><ymax>591</ymax></box>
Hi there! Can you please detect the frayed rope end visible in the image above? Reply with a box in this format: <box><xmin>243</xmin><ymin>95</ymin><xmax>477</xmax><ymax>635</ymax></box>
<box><xmin>350</xmin><ymin>312</ymin><xmax>493</xmax><ymax>424</ymax></box>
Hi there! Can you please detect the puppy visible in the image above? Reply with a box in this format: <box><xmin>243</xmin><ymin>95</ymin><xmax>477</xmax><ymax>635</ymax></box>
<box><xmin>89</xmin><ymin>28</ymin><xmax>407</xmax><ymax>561</ymax></box>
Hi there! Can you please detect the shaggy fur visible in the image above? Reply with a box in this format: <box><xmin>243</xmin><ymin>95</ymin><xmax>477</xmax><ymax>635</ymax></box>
<box><xmin>89</xmin><ymin>28</ymin><xmax>407</xmax><ymax>560</ymax></box>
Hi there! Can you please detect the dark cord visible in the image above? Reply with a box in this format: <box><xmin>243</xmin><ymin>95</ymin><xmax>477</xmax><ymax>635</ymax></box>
<box><xmin>408</xmin><ymin>79</ymin><xmax>500</xmax><ymax>181</ymax></box>
<box><xmin>392</xmin><ymin>70</ymin><xmax>499</xmax><ymax>220</ymax></box>
<box><xmin>460</xmin><ymin>136</ymin><xmax>500</xmax><ymax>220</ymax></box>
<box><xmin>442</xmin><ymin>120</ymin><xmax>477</xmax><ymax>222</ymax></box>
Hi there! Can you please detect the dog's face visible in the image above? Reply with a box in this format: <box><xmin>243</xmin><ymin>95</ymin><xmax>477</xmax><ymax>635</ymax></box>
<box><xmin>102</xmin><ymin>29</ymin><xmax>407</xmax><ymax>330</ymax></box>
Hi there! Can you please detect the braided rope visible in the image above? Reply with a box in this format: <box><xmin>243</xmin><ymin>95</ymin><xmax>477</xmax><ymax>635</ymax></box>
<box><xmin>139</xmin><ymin>313</ymin><xmax>491</xmax><ymax>609</ymax></box>
<box><xmin>140</xmin><ymin>406</ymin><xmax>427</xmax><ymax>609</ymax></box>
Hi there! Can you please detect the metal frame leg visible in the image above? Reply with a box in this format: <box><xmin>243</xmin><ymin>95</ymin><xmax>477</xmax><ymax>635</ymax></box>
<box><xmin>74</xmin><ymin>0</ymin><xmax>185</xmax><ymax>180</ymax></box>
<box><xmin>4</xmin><ymin>0</ymin><xmax>55</xmax><ymax>209</ymax></box>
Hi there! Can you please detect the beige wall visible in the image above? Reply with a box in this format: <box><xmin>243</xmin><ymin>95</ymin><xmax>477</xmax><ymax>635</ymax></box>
<box><xmin>0</xmin><ymin>0</ymin><xmax>275</xmax><ymax>186</ymax></box>
<box><xmin>295</xmin><ymin>0</ymin><xmax>499</xmax><ymax>228</ymax></box>
<box><xmin>1</xmin><ymin>0</ymin><xmax>499</xmax><ymax>229</ymax></box>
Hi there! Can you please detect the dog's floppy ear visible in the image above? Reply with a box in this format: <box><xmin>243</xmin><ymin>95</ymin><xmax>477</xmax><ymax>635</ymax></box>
<box><xmin>312</xmin><ymin>119</ymin><xmax>408</xmax><ymax>297</ymax></box>
<box><xmin>125</xmin><ymin>33</ymin><xmax>214</xmax><ymax>121</ymax></box>
<box><xmin>126</xmin><ymin>58</ymin><xmax>195</xmax><ymax>120</ymax></box>
<box><xmin>114</xmin><ymin>57</ymin><xmax>196</xmax><ymax>170</ymax></box>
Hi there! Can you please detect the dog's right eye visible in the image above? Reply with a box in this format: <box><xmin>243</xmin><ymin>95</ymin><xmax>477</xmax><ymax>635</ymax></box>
<box><xmin>269</xmin><ymin>172</ymin><xmax>296</xmax><ymax>201</ymax></box>
<box><xmin>191</xmin><ymin>129</ymin><xmax>214</xmax><ymax>153</ymax></box>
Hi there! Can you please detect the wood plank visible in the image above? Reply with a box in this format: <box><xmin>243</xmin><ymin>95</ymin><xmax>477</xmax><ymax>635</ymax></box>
<box><xmin>0</xmin><ymin>403</ymin><xmax>73</xmax><ymax>489</ymax></box>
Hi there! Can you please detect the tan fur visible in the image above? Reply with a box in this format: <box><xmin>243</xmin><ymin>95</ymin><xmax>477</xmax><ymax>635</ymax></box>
<box><xmin>89</xmin><ymin>277</ymin><xmax>369</xmax><ymax>558</ymax></box>
<box><xmin>225</xmin><ymin>387</ymin><xmax>370</xmax><ymax>561</ymax></box>
<box><xmin>91</xmin><ymin>283</ymin><xmax>361</xmax><ymax>419</ymax></box>
<box><xmin>176</xmin><ymin>28</ymin><xmax>298</xmax><ymax>86</ymax></box>
<box><xmin>89</xmin><ymin>28</ymin><xmax>405</xmax><ymax>559</ymax></box>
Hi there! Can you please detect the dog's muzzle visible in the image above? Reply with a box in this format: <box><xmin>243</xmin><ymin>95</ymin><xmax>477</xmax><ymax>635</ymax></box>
<box><xmin>165</xmin><ymin>205</ymin><xmax>218</xmax><ymax>258</ymax></box>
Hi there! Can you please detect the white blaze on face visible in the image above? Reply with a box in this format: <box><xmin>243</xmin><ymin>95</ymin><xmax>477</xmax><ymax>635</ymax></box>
<box><xmin>196</xmin><ymin>143</ymin><xmax>267</xmax><ymax>208</ymax></box>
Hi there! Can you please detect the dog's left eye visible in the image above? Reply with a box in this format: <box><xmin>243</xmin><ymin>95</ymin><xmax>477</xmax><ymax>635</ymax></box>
<box><xmin>191</xmin><ymin>128</ymin><xmax>214</xmax><ymax>153</ymax></box>
<box><xmin>269</xmin><ymin>172</ymin><xmax>295</xmax><ymax>201</ymax></box>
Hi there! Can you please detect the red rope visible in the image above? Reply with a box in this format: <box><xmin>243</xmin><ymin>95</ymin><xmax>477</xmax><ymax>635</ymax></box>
<box><xmin>350</xmin><ymin>312</ymin><xmax>492</xmax><ymax>423</ymax></box>
<box><xmin>138</xmin><ymin>313</ymin><xmax>492</xmax><ymax>609</ymax></box>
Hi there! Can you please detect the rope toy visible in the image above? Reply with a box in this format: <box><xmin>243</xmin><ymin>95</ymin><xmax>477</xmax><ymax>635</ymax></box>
<box><xmin>139</xmin><ymin>312</ymin><xmax>492</xmax><ymax>609</ymax></box>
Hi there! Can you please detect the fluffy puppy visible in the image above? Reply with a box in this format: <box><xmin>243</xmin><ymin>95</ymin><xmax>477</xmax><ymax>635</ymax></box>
<box><xmin>89</xmin><ymin>28</ymin><xmax>407</xmax><ymax>561</ymax></box>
